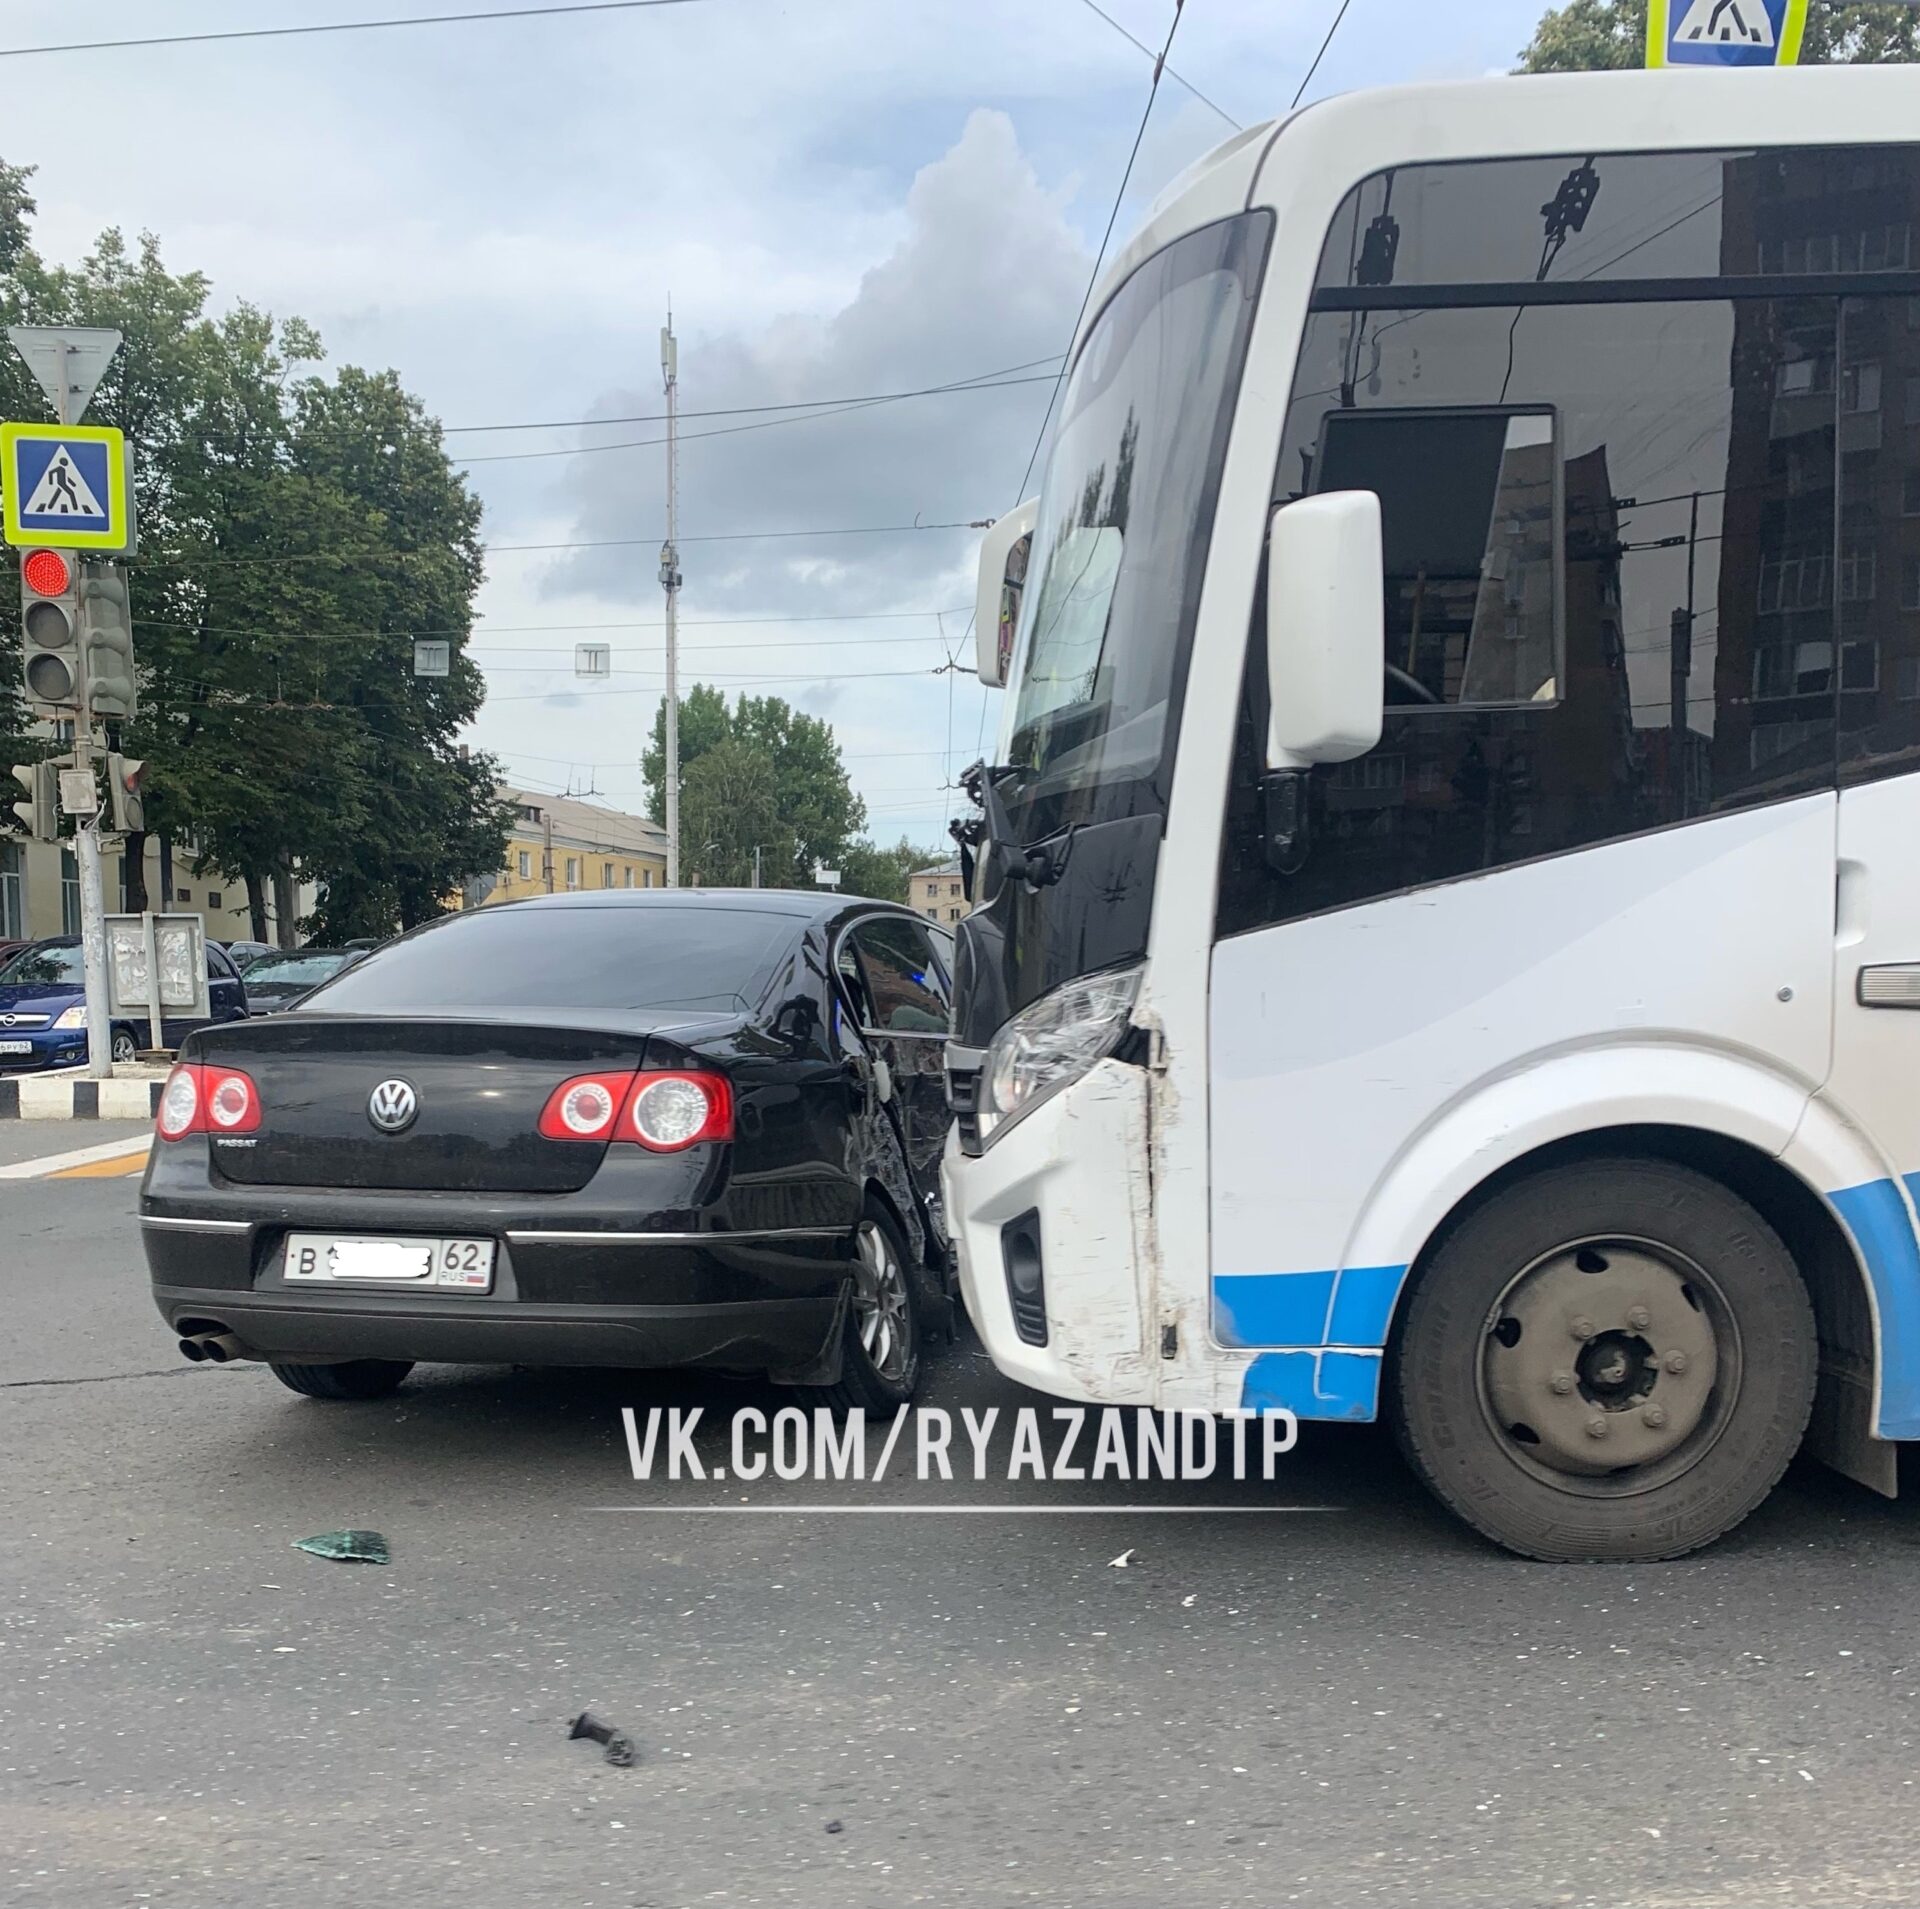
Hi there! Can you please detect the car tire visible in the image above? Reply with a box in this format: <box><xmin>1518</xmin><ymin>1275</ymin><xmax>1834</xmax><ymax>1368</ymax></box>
<box><xmin>1390</xmin><ymin>1157</ymin><xmax>1815</xmax><ymax>1562</ymax></box>
<box><xmin>802</xmin><ymin>1204</ymin><xmax>921</xmax><ymax>1413</ymax></box>
<box><xmin>110</xmin><ymin>1027</ymin><xmax>138</xmax><ymax>1065</ymax></box>
<box><xmin>269</xmin><ymin>1359</ymin><xmax>414</xmax><ymax>1401</ymax></box>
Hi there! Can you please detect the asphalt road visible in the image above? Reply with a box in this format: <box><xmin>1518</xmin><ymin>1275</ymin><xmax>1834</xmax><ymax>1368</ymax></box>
<box><xmin>8</xmin><ymin>1174</ymin><xmax>1920</xmax><ymax>1907</ymax></box>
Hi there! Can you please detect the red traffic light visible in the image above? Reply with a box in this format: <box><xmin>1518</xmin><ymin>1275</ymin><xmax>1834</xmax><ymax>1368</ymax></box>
<box><xmin>21</xmin><ymin>548</ymin><xmax>72</xmax><ymax>597</ymax></box>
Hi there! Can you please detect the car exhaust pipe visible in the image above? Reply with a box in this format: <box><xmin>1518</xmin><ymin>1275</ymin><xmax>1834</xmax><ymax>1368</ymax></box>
<box><xmin>180</xmin><ymin>1331</ymin><xmax>262</xmax><ymax>1364</ymax></box>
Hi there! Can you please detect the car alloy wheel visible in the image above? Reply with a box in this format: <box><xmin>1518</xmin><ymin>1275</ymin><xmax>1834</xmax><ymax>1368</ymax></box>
<box><xmin>111</xmin><ymin>1029</ymin><xmax>138</xmax><ymax>1065</ymax></box>
<box><xmin>851</xmin><ymin>1217</ymin><xmax>912</xmax><ymax>1384</ymax></box>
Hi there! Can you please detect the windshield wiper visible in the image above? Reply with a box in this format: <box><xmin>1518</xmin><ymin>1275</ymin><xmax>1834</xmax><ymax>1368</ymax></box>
<box><xmin>954</xmin><ymin>760</ymin><xmax>1075</xmax><ymax>893</ymax></box>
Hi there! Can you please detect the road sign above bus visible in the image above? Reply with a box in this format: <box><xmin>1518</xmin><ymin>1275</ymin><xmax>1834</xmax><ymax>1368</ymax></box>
<box><xmin>1</xmin><ymin>421</ymin><xmax>132</xmax><ymax>552</ymax></box>
<box><xmin>1646</xmin><ymin>0</ymin><xmax>1809</xmax><ymax>68</ymax></box>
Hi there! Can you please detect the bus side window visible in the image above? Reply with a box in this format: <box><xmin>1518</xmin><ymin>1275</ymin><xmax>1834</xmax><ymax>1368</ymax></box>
<box><xmin>1217</xmin><ymin>144</ymin><xmax>1907</xmax><ymax>939</ymax></box>
<box><xmin>1313</xmin><ymin>407</ymin><xmax>1561</xmax><ymax>710</ymax></box>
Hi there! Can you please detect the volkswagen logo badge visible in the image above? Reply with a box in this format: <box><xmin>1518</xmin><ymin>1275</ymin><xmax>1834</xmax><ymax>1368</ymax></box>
<box><xmin>367</xmin><ymin>1078</ymin><xmax>419</xmax><ymax>1134</ymax></box>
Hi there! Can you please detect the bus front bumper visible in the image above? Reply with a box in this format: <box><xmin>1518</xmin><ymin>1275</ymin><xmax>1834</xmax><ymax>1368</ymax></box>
<box><xmin>941</xmin><ymin>1056</ymin><xmax>1157</xmax><ymax>1404</ymax></box>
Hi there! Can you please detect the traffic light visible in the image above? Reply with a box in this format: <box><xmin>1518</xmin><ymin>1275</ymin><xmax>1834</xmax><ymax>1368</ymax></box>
<box><xmin>80</xmin><ymin>564</ymin><xmax>136</xmax><ymax>723</ymax></box>
<box><xmin>8</xmin><ymin>760</ymin><xmax>56</xmax><ymax>841</ymax></box>
<box><xmin>106</xmin><ymin>753</ymin><xmax>146</xmax><ymax>833</ymax></box>
<box><xmin>18</xmin><ymin>547</ymin><xmax>80</xmax><ymax>711</ymax></box>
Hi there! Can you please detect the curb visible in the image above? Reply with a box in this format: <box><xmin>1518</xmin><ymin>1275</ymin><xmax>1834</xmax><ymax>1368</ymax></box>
<box><xmin>0</xmin><ymin>1077</ymin><xmax>165</xmax><ymax>1120</ymax></box>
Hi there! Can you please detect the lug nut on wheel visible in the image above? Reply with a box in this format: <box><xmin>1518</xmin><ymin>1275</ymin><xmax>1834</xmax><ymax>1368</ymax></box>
<box><xmin>1641</xmin><ymin>1403</ymin><xmax>1668</xmax><ymax>1428</ymax></box>
<box><xmin>1586</xmin><ymin>1417</ymin><xmax>1609</xmax><ymax>1439</ymax></box>
<box><xmin>1570</xmin><ymin>1316</ymin><xmax>1596</xmax><ymax>1341</ymax></box>
<box><xmin>1627</xmin><ymin>1305</ymin><xmax>1651</xmax><ymax>1330</ymax></box>
<box><xmin>1549</xmin><ymin>1372</ymin><xmax>1575</xmax><ymax>1395</ymax></box>
<box><xmin>1665</xmin><ymin>1351</ymin><xmax>1688</xmax><ymax>1374</ymax></box>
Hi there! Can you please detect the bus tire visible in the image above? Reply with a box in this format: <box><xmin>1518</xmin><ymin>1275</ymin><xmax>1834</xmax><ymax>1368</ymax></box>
<box><xmin>1390</xmin><ymin>1157</ymin><xmax>1815</xmax><ymax>1562</ymax></box>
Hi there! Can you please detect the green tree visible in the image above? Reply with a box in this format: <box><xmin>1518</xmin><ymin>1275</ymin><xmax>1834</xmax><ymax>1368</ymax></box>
<box><xmin>1520</xmin><ymin>0</ymin><xmax>1920</xmax><ymax>69</ymax></box>
<box><xmin>640</xmin><ymin>682</ymin><xmax>731</xmax><ymax>827</ymax></box>
<box><xmin>284</xmin><ymin>366</ymin><xmax>509</xmax><ymax>941</ymax></box>
<box><xmin>0</xmin><ymin>166</ymin><xmax>509</xmax><ymax>943</ymax></box>
<box><xmin>839</xmin><ymin>836</ymin><xmax>946</xmax><ymax>905</ymax></box>
<box><xmin>643</xmin><ymin>684</ymin><xmax>867</xmax><ymax>885</ymax></box>
<box><xmin>680</xmin><ymin>737</ymin><xmax>794</xmax><ymax>888</ymax></box>
<box><xmin>731</xmin><ymin>693</ymin><xmax>866</xmax><ymax>885</ymax></box>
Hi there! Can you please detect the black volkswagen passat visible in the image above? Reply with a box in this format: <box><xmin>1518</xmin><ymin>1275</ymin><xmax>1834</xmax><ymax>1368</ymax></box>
<box><xmin>140</xmin><ymin>890</ymin><xmax>956</xmax><ymax>1406</ymax></box>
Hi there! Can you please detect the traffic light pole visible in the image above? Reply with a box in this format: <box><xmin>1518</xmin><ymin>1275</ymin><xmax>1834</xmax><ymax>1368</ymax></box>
<box><xmin>662</xmin><ymin>314</ymin><xmax>680</xmax><ymax>890</ymax></box>
<box><xmin>55</xmin><ymin>353</ymin><xmax>112</xmax><ymax>1081</ymax></box>
<box><xmin>72</xmin><ymin>810</ymin><xmax>111</xmax><ymax>1078</ymax></box>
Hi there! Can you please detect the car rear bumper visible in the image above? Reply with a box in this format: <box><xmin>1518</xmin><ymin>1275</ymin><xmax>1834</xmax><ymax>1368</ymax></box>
<box><xmin>141</xmin><ymin>1164</ymin><xmax>858</xmax><ymax>1375</ymax></box>
<box><xmin>151</xmin><ymin>1277</ymin><xmax>843</xmax><ymax>1372</ymax></box>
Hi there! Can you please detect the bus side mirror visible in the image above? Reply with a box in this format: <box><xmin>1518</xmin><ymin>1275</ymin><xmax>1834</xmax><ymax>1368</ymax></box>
<box><xmin>1264</xmin><ymin>491</ymin><xmax>1385</xmax><ymax>772</ymax></box>
<box><xmin>975</xmin><ymin>498</ymin><xmax>1038</xmax><ymax>687</ymax></box>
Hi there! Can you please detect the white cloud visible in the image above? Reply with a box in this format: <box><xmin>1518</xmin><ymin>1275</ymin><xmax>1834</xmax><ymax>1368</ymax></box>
<box><xmin>6</xmin><ymin>0</ymin><xmax>1553</xmax><ymax>845</ymax></box>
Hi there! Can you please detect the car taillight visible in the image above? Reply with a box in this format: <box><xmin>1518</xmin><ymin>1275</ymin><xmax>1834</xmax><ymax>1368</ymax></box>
<box><xmin>625</xmin><ymin>1071</ymin><xmax>732</xmax><ymax>1151</ymax></box>
<box><xmin>534</xmin><ymin>1069</ymin><xmax>733</xmax><ymax>1149</ymax></box>
<box><xmin>156</xmin><ymin>1064</ymin><xmax>200</xmax><ymax>1140</ymax></box>
<box><xmin>537</xmin><ymin>1072</ymin><xmax>631</xmax><ymax>1142</ymax></box>
<box><xmin>205</xmin><ymin>1068</ymin><xmax>261</xmax><ymax>1133</ymax></box>
<box><xmin>156</xmin><ymin>1063</ymin><xmax>261</xmax><ymax>1139</ymax></box>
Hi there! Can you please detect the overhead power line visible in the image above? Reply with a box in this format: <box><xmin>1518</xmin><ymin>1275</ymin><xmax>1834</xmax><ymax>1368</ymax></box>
<box><xmin>1071</xmin><ymin>0</ymin><xmax>1240</xmax><ymax>130</ymax></box>
<box><xmin>472</xmin><ymin>627</ymin><xmax>952</xmax><ymax>655</ymax></box>
<box><xmin>485</xmin><ymin>664</ymin><xmax>944</xmax><ymax>703</ymax></box>
<box><xmin>441</xmin><ymin>356</ymin><xmax>1066</xmax><ymax>435</ymax></box>
<box><xmin>1290</xmin><ymin>0</ymin><xmax>1355</xmax><ymax>109</ymax></box>
<box><xmin>456</xmin><ymin>371</ymin><xmax>1062</xmax><ymax>465</ymax></box>
<box><xmin>0</xmin><ymin>0</ymin><xmax>701</xmax><ymax>60</ymax></box>
<box><xmin>1013</xmin><ymin>0</ymin><xmax>1190</xmax><ymax>504</ymax></box>
<box><xmin>136</xmin><ymin>605</ymin><xmax>973</xmax><ymax>640</ymax></box>
<box><xmin>486</xmin><ymin>520</ymin><xmax>988</xmax><ymax>554</ymax></box>
<box><xmin>133</xmin><ymin>520</ymin><xmax>986</xmax><ymax>568</ymax></box>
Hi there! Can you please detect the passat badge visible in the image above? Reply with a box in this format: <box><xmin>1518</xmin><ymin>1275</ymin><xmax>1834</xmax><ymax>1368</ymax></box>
<box><xmin>367</xmin><ymin>1079</ymin><xmax>418</xmax><ymax>1134</ymax></box>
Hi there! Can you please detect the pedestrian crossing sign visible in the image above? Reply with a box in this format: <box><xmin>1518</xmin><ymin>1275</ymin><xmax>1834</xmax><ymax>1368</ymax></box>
<box><xmin>1</xmin><ymin>420</ymin><xmax>131</xmax><ymax>551</ymax></box>
<box><xmin>1647</xmin><ymin>0</ymin><xmax>1809</xmax><ymax>67</ymax></box>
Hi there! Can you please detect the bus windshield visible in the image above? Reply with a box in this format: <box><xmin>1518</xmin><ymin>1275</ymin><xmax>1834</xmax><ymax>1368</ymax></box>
<box><xmin>999</xmin><ymin>212</ymin><xmax>1269</xmax><ymax>844</ymax></box>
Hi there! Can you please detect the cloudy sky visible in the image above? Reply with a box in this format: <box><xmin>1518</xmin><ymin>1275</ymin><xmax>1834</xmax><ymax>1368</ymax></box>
<box><xmin>7</xmin><ymin>0</ymin><xmax>1552</xmax><ymax>851</ymax></box>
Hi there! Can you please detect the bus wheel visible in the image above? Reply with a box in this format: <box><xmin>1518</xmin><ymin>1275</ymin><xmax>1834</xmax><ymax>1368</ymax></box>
<box><xmin>1391</xmin><ymin>1158</ymin><xmax>1815</xmax><ymax>1562</ymax></box>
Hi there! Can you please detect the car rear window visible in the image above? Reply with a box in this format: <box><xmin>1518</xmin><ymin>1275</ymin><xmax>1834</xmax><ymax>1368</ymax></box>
<box><xmin>304</xmin><ymin>905</ymin><xmax>797</xmax><ymax>1014</ymax></box>
<box><xmin>244</xmin><ymin>952</ymin><xmax>355</xmax><ymax>986</ymax></box>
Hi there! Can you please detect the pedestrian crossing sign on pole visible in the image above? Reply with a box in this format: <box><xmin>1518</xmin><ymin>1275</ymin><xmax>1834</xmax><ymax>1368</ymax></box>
<box><xmin>1</xmin><ymin>421</ymin><xmax>131</xmax><ymax>551</ymax></box>
<box><xmin>1647</xmin><ymin>0</ymin><xmax>1809</xmax><ymax>67</ymax></box>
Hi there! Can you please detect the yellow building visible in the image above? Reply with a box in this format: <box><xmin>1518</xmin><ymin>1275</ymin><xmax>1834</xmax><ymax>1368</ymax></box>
<box><xmin>476</xmin><ymin>786</ymin><xmax>669</xmax><ymax>906</ymax></box>
<box><xmin>908</xmin><ymin>858</ymin><xmax>969</xmax><ymax>925</ymax></box>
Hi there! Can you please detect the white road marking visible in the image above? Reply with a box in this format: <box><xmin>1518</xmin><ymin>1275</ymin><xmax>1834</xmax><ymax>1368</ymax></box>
<box><xmin>0</xmin><ymin>1133</ymin><xmax>153</xmax><ymax>1179</ymax></box>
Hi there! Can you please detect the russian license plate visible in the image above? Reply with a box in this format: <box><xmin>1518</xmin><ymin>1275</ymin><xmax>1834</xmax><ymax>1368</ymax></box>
<box><xmin>283</xmin><ymin>1234</ymin><xmax>495</xmax><ymax>1291</ymax></box>
<box><xmin>0</xmin><ymin>1040</ymin><xmax>33</xmax><ymax>1055</ymax></box>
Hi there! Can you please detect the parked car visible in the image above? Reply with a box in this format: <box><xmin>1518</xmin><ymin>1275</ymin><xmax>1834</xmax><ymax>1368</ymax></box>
<box><xmin>237</xmin><ymin>947</ymin><xmax>368</xmax><ymax>1014</ymax></box>
<box><xmin>221</xmin><ymin>940</ymin><xmax>275</xmax><ymax>972</ymax></box>
<box><xmin>0</xmin><ymin>935</ymin><xmax>249</xmax><ymax>1069</ymax></box>
<box><xmin>141</xmin><ymin>891</ymin><xmax>955</xmax><ymax>1403</ymax></box>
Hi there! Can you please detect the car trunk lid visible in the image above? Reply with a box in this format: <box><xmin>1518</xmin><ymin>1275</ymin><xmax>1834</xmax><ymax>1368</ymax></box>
<box><xmin>191</xmin><ymin>1015</ymin><xmax>685</xmax><ymax>1192</ymax></box>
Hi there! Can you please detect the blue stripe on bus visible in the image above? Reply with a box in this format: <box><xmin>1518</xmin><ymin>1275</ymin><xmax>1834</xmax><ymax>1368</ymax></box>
<box><xmin>1213</xmin><ymin>1265</ymin><xmax>1407</xmax><ymax>1351</ymax></box>
<box><xmin>1240</xmin><ymin>1349</ymin><xmax>1380</xmax><ymax>1421</ymax></box>
<box><xmin>1833</xmin><ymin>1176</ymin><xmax>1920</xmax><ymax>1440</ymax></box>
<box><xmin>1221</xmin><ymin>1179</ymin><xmax>1920</xmax><ymax>1437</ymax></box>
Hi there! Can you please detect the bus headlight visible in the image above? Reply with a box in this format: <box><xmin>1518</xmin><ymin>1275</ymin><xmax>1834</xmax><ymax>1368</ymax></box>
<box><xmin>979</xmin><ymin>965</ymin><xmax>1143</xmax><ymax>1145</ymax></box>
